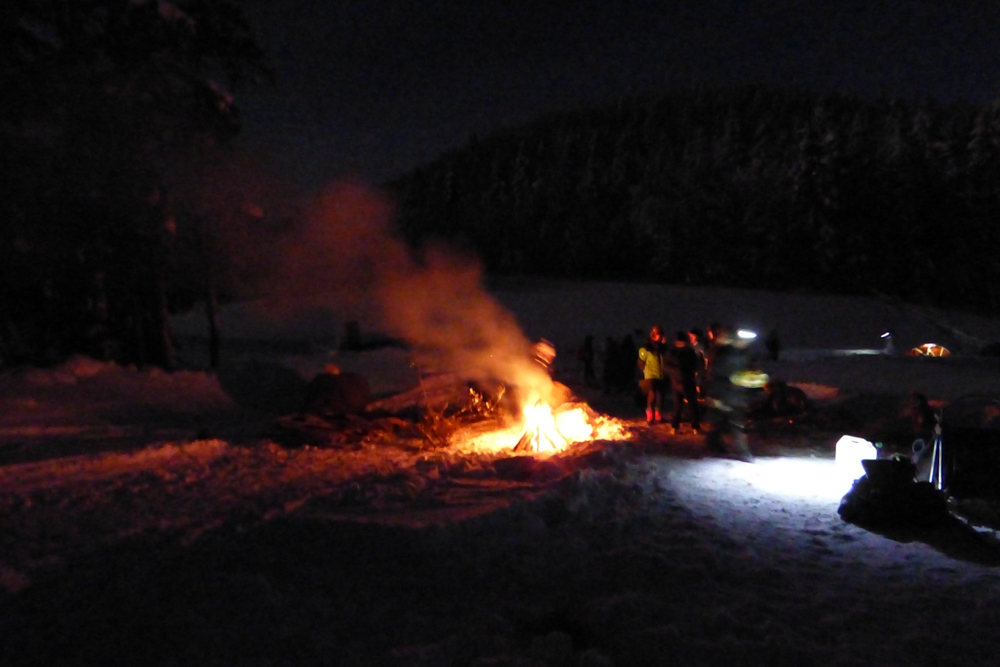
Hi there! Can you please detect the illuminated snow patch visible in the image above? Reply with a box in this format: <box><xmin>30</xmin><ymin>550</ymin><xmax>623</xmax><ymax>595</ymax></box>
<box><xmin>721</xmin><ymin>457</ymin><xmax>858</xmax><ymax>502</ymax></box>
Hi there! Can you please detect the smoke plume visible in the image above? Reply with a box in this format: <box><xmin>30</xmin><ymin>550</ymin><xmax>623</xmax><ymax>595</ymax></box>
<box><xmin>263</xmin><ymin>181</ymin><xmax>554</xmax><ymax>402</ymax></box>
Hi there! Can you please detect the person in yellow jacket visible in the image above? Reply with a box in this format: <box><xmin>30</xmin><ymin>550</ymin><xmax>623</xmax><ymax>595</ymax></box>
<box><xmin>637</xmin><ymin>325</ymin><xmax>669</xmax><ymax>425</ymax></box>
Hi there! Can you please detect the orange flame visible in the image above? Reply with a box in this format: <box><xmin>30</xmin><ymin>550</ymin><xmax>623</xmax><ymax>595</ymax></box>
<box><xmin>513</xmin><ymin>400</ymin><xmax>627</xmax><ymax>454</ymax></box>
<box><xmin>448</xmin><ymin>400</ymin><xmax>627</xmax><ymax>455</ymax></box>
<box><xmin>516</xmin><ymin>401</ymin><xmax>570</xmax><ymax>453</ymax></box>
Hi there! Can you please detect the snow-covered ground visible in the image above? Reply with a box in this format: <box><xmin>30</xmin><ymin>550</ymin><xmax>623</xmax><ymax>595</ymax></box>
<box><xmin>3</xmin><ymin>274</ymin><xmax>1000</xmax><ymax>666</ymax></box>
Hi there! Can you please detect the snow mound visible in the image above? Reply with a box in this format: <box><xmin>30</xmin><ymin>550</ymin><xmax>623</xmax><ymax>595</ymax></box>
<box><xmin>0</xmin><ymin>358</ymin><xmax>237</xmax><ymax>431</ymax></box>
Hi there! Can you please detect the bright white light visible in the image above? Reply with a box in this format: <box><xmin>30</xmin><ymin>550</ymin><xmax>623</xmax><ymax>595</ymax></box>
<box><xmin>835</xmin><ymin>435</ymin><xmax>877</xmax><ymax>484</ymax></box>
<box><xmin>737</xmin><ymin>329</ymin><xmax>758</xmax><ymax>340</ymax></box>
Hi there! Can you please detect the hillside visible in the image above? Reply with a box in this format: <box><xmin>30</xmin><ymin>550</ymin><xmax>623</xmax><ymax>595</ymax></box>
<box><xmin>387</xmin><ymin>85</ymin><xmax>1000</xmax><ymax>312</ymax></box>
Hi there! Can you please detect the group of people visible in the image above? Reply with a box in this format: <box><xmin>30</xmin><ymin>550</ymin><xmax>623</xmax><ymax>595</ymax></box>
<box><xmin>637</xmin><ymin>325</ymin><xmax>706</xmax><ymax>432</ymax></box>
<box><xmin>635</xmin><ymin>323</ymin><xmax>755</xmax><ymax>458</ymax></box>
<box><xmin>570</xmin><ymin>324</ymin><xmax>755</xmax><ymax>457</ymax></box>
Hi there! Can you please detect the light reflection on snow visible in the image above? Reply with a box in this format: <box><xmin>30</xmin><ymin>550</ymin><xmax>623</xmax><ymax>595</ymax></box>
<box><xmin>717</xmin><ymin>457</ymin><xmax>856</xmax><ymax>503</ymax></box>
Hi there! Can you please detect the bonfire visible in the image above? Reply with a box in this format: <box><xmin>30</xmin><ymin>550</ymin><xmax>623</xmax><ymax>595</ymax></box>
<box><xmin>441</xmin><ymin>385</ymin><xmax>627</xmax><ymax>456</ymax></box>
<box><xmin>514</xmin><ymin>400</ymin><xmax>568</xmax><ymax>453</ymax></box>
<box><xmin>512</xmin><ymin>398</ymin><xmax>627</xmax><ymax>454</ymax></box>
<box><xmin>392</xmin><ymin>338</ymin><xmax>629</xmax><ymax>456</ymax></box>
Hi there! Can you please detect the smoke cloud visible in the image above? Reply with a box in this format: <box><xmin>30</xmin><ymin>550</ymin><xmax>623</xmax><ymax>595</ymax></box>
<box><xmin>262</xmin><ymin>181</ymin><xmax>554</xmax><ymax>402</ymax></box>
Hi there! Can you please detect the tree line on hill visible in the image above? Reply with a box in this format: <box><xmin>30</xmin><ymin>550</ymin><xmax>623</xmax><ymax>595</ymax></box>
<box><xmin>387</xmin><ymin>85</ymin><xmax>1000</xmax><ymax>314</ymax></box>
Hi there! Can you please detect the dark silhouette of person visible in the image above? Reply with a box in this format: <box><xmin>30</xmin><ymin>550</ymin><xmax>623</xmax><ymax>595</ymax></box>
<box><xmin>666</xmin><ymin>331</ymin><xmax>702</xmax><ymax>433</ymax></box>
<box><xmin>619</xmin><ymin>333</ymin><xmax>638</xmax><ymax>398</ymax></box>
<box><xmin>601</xmin><ymin>336</ymin><xmax>621</xmax><ymax>394</ymax></box>
<box><xmin>905</xmin><ymin>391</ymin><xmax>937</xmax><ymax>443</ymax></box>
<box><xmin>704</xmin><ymin>322</ymin><xmax>723</xmax><ymax>385</ymax></box>
<box><xmin>577</xmin><ymin>335</ymin><xmax>597</xmax><ymax>387</ymax></box>
<box><xmin>707</xmin><ymin>322</ymin><xmax>722</xmax><ymax>346</ymax></box>
<box><xmin>688</xmin><ymin>327</ymin><xmax>708</xmax><ymax>398</ymax></box>
<box><xmin>765</xmin><ymin>329</ymin><xmax>781</xmax><ymax>361</ymax></box>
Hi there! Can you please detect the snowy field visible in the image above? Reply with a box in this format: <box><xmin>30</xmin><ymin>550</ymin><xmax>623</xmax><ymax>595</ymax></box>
<box><xmin>3</xmin><ymin>277</ymin><xmax>1000</xmax><ymax>666</ymax></box>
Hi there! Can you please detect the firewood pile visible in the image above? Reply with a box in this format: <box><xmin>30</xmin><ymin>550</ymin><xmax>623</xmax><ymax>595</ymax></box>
<box><xmin>271</xmin><ymin>374</ymin><xmax>513</xmax><ymax>450</ymax></box>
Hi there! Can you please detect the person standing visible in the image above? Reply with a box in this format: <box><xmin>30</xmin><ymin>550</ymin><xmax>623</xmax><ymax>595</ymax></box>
<box><xmin>688</xmin><ymin>327</ymin><xmax>708</xmax><ymax>398</ymax></box>
<box><xmin>704</xmin><ymin>322</ymin><xmax>722</xmax><ymax>383</ymax></box>
<box><xmin>704</xmin><ymin>325</ymin><xmax>754</xmax><ymax>461</ymax></box>
<box><xmin>764</xmin><ymin>329</ymin><xmax>781</xmax><ymax>361</ymax></box>
<box><xmin>619</xmin><ymin>332</ymin><xmax>637</xmax><ymax>398</ymax></box>
<box><xmin>667</xmin><ymin>331</ymin><xmax>702</xmax><ymax>433</ymax></box>
<box><xmin>601</xmin><ymin>335</ymin><xmax>620</xmax><ymax>394</ymax></box>
<box><xmin>637</xmin><ymin>326</ymin><xmax>668</xmax><ymax>425</ymax></box>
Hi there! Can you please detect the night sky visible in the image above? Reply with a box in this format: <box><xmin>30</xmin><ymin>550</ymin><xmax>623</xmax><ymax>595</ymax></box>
<box><xmin>237</xmin><ymin>0</ymin><xmax>1000</xmax><ymax>190</ymax></box>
